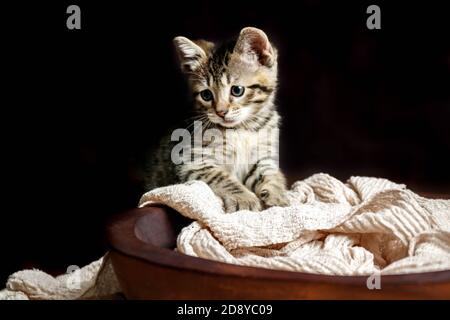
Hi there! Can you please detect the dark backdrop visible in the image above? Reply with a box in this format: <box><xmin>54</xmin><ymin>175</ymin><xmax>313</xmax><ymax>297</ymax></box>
<box><xmin>1</xmin><ymin>1</ymin><xmax>449</xmax><ymax>284</ymax></box>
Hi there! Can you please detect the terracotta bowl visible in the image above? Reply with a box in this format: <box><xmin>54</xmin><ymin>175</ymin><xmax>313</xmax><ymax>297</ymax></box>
<box><xmin>107</xmin><ymin>200</ymin><xmax>450</xmax><ymax>299</ymax></box>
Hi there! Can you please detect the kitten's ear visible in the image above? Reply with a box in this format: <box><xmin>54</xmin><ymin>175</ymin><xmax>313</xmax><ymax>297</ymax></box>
<box><xmin>173</xmin><ymin>36</ymin><xmax>211</xmax><ymax>73</ymax></box>
<box><xmin>193</xmin><ymin>39</ymin><xmax>215</xmax><ymax>55</ymax></box>
<box><xmin>235</xmin><ymin>27</ymin><xmax>275</xmax><ymax>67</ymax></box>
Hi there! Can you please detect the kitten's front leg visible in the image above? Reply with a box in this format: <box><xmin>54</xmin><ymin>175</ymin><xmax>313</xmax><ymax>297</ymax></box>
<box><xmin>244</xmin><ymin>159</ymin><xmax>289</xmax><ymax>208</ymax></box>
<box><xmin>182</xmin><ymin>165</ymin><xmax>262</xmax><ymax>213</ymax></box>
<box><xmin>256</xmin><ymin>171</ymin><xmax>289</xmax><ymax>208</ymax></box>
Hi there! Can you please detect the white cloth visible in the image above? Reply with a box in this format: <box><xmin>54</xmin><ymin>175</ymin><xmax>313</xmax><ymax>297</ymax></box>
<box><xmin>141</xmin><ymin>173</ymin><xmax>450</xmax><ymax>275</ymax></box>
<box><xmin>0</xmin><ymin>254</ymin><xmax>120</xmax><ymax>300</ymax></box>
<box><xmin>1</xmin><ymin>173</ymin><xmax>449</xmax><ymax>299</ymax></box>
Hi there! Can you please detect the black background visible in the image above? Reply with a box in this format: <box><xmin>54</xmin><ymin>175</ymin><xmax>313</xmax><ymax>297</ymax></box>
<box><xmin>1</xmin><ymin>1</ymin><xmax>449</xmax><ymax>284</ymax></box>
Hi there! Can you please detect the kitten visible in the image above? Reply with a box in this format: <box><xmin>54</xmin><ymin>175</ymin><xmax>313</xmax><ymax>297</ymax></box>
<box><xmin>144</xmin><ymin>27</ymin><xmax>288</xmax><ymax>213</ymax></box>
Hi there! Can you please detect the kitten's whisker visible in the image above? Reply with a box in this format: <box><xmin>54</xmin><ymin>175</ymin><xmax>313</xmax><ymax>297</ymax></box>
<box><xmin>184</xmin><ymin>114</ymin><xmax>209</xmax><ymax>131</ymax></box>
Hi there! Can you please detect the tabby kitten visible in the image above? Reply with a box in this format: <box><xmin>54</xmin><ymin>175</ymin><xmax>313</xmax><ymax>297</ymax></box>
<box><xmin>144</xmin><ymin>27</ymin><xmax>288</xmax><ymax>212</ymax></box>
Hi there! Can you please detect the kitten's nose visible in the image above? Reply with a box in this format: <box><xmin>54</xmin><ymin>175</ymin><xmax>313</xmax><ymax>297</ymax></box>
<box><xmin>216</xmin><ymin>109</ymin><xmax>228</xmax><ymax>118</ymax></box>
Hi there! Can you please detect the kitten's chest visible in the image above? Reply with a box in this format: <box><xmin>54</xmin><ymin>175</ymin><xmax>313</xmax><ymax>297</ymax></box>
<box><xmin>202</xmin><ymin>127</ymin><xmax>277</xmax><ymax>181</ymax></box>
<box><xmin>218</xmin><ymin>129</ymin><xmax>272</xmax><ymax>181</ymax></box>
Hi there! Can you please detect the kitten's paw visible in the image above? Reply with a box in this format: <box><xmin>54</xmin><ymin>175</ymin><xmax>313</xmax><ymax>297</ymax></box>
<box><xmin>258</xmin><ymin>187</ymin><xmax>289</xmax><ymax>208</ymax></box>
<box><xmin>222</xmin><ymin>191</ymin><xmax>262</xmax><ymax>213</ymax></box>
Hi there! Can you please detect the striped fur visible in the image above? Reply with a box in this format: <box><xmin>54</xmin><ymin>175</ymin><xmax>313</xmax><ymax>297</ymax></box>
<box><xmin>144</xmin><ymin>27</ymin><xmax>288</xmax><ymax>212</ymax></box>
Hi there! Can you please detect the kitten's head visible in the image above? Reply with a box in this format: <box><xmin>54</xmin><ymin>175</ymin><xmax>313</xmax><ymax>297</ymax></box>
<box><xmin>174</xmin><ymin>27</ymin><xmax>278</xmax><ymax>129</ymax></box>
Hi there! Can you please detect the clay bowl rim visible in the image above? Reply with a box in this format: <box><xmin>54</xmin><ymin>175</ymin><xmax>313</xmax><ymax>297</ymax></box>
<box><xmin>107</xmin><ymin>204</ymin><xmax>450</xmax><ymax>286</ymax></box>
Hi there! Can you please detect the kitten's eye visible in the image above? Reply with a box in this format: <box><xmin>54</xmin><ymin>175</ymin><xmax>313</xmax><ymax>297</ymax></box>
<box><xmin>230</xmin><ymin>85</ymin><xmax>245</xmax><ymax>97</ymax></box>
<box><xmin>200</xmin><ymin>89</ymin><xmax>213</xmax><ymax>102</ymax></box>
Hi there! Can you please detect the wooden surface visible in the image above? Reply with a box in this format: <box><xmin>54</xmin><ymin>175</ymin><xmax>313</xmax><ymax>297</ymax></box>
<box><xmin>107</xmin><ymin>201</ymin><xmax>450</xmax><ymax>299</ymax></box>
